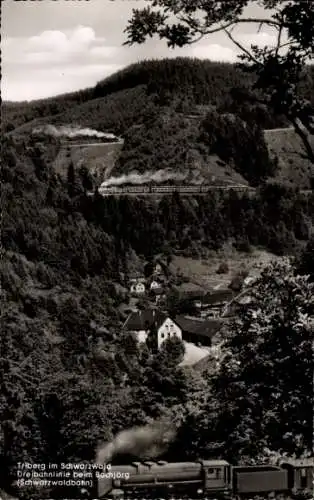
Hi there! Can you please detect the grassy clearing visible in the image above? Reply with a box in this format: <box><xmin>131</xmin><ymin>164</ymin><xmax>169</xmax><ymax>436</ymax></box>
<box><xmin>264</xmin><ymin>128</ymin><xmax>314</xmax><ymax>189</ymax></box>
<box><xmin>170</xmin><ymin>248</ymin><xmax>287</xmax><ymax>290</ymax></box>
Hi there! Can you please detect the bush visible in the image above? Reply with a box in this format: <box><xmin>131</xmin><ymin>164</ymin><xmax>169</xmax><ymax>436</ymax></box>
<box><xmin>216</xmin><ymin>262</ymin><xmax>229</xmax><ymax>274</ymax></box>
<box><xmin>234</xmin><ymin>238</ymin><xmax>252</xmax><ymax>253</ymax></box>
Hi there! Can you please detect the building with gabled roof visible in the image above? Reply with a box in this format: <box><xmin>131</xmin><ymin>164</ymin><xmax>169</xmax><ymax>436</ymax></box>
<box><xmin>204</xmin><ymin>289</ymin><xmax>234</xmax><ymax>305</ymax></box>
<box><xmin>150</xmin><ymin>280</ymin><xmax>163</xmax><ymax>290</ymax></box>
<box><xmin>174</xmin><ymin>315</ymin><xmax>224</xmax><ymax>347</ymax></box>
<box><xmin>123</xmin><ymin>308</ymin><xmax>182</xmax><ymax>350</ymax></box>
<box><xmin>130</xmin><ymin>280</ymin><xmax>146</xmax><ymax>295</ymax></box>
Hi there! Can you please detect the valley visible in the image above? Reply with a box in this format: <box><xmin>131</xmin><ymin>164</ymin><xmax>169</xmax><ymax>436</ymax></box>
<box><xmin>2</xmin><ymin>56</ymin><xmax>313</xmax><ymax>500</ymax></box>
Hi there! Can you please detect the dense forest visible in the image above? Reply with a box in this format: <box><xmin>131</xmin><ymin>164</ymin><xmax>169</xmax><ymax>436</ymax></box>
<box><xmin>3</xmin><ymin>58</ymin><xmax>314</xmax><ymax>135</ymax></box>
<box><xmin>114</xmin><ymin>106</ymin><xmax>276</xmax><ymax>186</ymax></box>
<box><xmin>3</xmin><ymin>58</ymin><xmax>314</xmax><ymax>188</ymax></box>
<box><xmin>1</xmin><ymin>58</ymin><xmax>314</xmax><ymax>499</ymax></box>
<box><xmin>2</xmin><ymin>131</ymin><xmax>314</xmax><ymax>493</ymax></box>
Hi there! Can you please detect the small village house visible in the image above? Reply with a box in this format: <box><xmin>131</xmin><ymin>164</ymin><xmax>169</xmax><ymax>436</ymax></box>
<box><xmin>130</xmin><ymin>279</ymin><xmax>146</xmax><ymax>295</ymax></box>
<box><xmin>200</xmin><ymin>289</ymin><xmax>234</xmax><ymax>317</ymax></box>
<box><xmin>154</xmin><ymin>262</ymin><xmax>163</xmax><ymax>275</ymax></box>
<box><xmin>150</xmin><ymin>287</ymin><xmax>166</xmax><ymax>305</ymax></box>
<box><xmin>204</xmin><ymin>289</ymin><xmax>234</xmax><ymax>306</ymax></box>
<box><xmin>174</xmin><ymin>287</ymin><xmax>234</xmax><ymax>318</ymax></box>
<box><xmin>150</xmin><ymin>280</ymin><xmax>162</xmax><ymax>290</ymax></box>
<box><xmin>175</xmin><ymin>282</ymin><xmax>205</xmax><ymax>300</ymax></box>
<box><xmin>152</xmin><ymin>258</ymin><xmax>170</xmax><ymax>279</ymax></box>
<box><xmin>123</xmin><ymin>308</ymin><xmax>182</xmax><ymax>350</ymax></box>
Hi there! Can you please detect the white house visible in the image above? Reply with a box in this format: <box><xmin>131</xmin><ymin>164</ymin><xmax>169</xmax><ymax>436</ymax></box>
<box><xmin>157</xmin><ymin>316</ymin><xmax>182</xmax><ymax>349</ymax></box>
<box><xmin>150</xmin><ymin>280</ymin><xmax>162</xmax><ymax>290</ymax></box>
<box><xmin>130</xmin><ymin>281</ymin><xmax>146</xmax><ymax>295</ymax></box>
<box><xmin>123</xmin><ymin>309</ymin><xmax>182</xmax><ymax>350</ymax></box>
<box><xmin>154</xmin><ymin>262</ymin><xmax>163</xmax><ymax>275</ymax></box>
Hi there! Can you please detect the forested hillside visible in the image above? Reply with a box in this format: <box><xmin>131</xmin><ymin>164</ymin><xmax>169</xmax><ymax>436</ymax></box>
<box><xmin>3</xmin><ymin>58</ymin><xmax>314</xmax><ymax>187</ymax></box>
<box><xmin>2</xmin><ymin>131</ymin><xmax>314</xmax><ymax>498</ymax></box>
<box><xmin>4</xmin><ymin>58</ymin><xmax>314</xmax><ymax>135</ymax></box>
<box><xmin>3</xmin><ymin>59</ymin><xmax>254</xmax><ymax>132</ymax></box>
<box><xmin>2</xmin><ymin>56</ymin><xmax>314</xmax><ymax>499</ymax></box>
<box><xmin>113</xmin><ymin>107</ymin><xmax>276</xmax><ymax>186</ymax></box>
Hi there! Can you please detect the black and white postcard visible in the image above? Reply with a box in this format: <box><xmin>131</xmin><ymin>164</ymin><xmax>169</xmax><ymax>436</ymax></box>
<box><xmin>1</xmin><ymin>0</ymin><xmax>313</xmax><ymax>499</ymax></box>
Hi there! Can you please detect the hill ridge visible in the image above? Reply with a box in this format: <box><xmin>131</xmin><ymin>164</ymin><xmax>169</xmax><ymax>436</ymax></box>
<box><xmin>3</xmin><ymin>57</ymin><xmax>314</xmax><ymax>188</ymax></box>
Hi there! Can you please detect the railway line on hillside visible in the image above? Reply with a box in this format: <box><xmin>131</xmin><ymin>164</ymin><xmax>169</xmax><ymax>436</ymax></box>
<box><xmin>60</xmin><ymin>139</ymin><xmax>124</xmax><ymax>147</ymax></box>
<box><xmin>263</xmin><ymin>127</ymin><xmax>295</xmax><ymax>133</ymax></box>
<box><xmin>98</xmin><ymin>184</ymin><xmax>256</xmax><ymax>196</ymax></box>
<box><xmin>95</xmin><ymin>185</ymin><xmax>312</xmax><ymax>197</ymax></box>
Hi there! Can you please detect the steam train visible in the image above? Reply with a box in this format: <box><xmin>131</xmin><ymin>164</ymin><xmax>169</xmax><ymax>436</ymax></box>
<box><xmin>99</xmin><ymin>184</ymin><xmax>255</xmax><ymax>196</ymax></box>
<box><xmin>95</xmin><ymin>458</ymin><xmax>313</xmax><ymax>499</ymax></box>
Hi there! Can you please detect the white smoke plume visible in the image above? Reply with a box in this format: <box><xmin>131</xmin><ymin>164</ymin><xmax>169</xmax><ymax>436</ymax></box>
<box><xmin>95</xmin><ymin>420</ymin><xmax>176</xmax><ymax>465</ymax></box>
<box><xmin>101</xmin><ymin>169</ymin><xmax>187</xmax><ymax>188</ymax></box>
<box><xmin>32</xmin><ymin>124</ymin><xmax>116</xmax><ymax>140</ymax></box>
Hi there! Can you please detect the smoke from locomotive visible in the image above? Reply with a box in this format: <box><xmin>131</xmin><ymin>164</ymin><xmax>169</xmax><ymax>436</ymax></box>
<box><xmin>101</xmin><ymin>169</ymin><xmax>188</xmax><ymax>188</ymax></box>
<box><xmin>95</xmin><ymin>420</ymin><xmax>176</xmax><ymax>465</ymax></box>
<box><xmin>32</xmin><ymin>124</ymin><xmax>117</xmax><ymax>140</ymax></box>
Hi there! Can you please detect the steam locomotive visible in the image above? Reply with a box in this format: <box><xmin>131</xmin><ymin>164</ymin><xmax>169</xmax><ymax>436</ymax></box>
<box><xmin>99</xmin><ymin>184</ymin><xmax>255</xmax><ymax>196</ymax></box>
<box><xmin>95</xmin><ymin>458</ymin><xmax>313</xmax><ymax>499</ymax></box>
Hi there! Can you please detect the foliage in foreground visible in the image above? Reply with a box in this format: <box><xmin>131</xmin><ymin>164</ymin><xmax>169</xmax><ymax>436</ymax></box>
<box><xmin>168</xmin><ymin>262</ymin><xmax>314</xmax><ymax>462</ymax></box>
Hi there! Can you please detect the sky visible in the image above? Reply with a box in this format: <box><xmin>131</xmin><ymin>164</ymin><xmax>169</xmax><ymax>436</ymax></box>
<box><xmin>2</xmin><ymin>0</ymin><xmax>278</xmax><ymax>102</ymax></box>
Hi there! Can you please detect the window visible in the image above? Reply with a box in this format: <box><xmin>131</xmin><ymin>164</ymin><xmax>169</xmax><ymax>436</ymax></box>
<box><xmin>160</xmin><ymin>333</ymin><xmax>165</xmax><ymax>339</ymax></box>
<box><xmin>300</xmin><ymin>469</ymin><xmax>307</xmax><ymax>488</ymax></box>
<box><xmin>206</xmin><ymin>468</ymin><xmax>221</xmax><ymax>479</ymax></box>
<box><xmin>300</xmin><ymin>476</ymin><xmax>307</xmax><ymax>488</ymax></box>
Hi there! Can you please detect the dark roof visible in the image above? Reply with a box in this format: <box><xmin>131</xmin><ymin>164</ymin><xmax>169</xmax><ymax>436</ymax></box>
<box><xmin>174</xmin><ymin>286</ymin><xmax>234</xmax><ymax>304</ymax></box>
<box><xmin>124</xmin><ymin>309</ymin><xmax>168</xmax><ymax>331</ymax></box>
<box><xmin>154</xmin><ymin>259</ymin><xmax>168</xmax><ymax>273</ymax></box>
<box><xmin>175</xmin><ymin>315</ymin><xmax>223</xmax><ymax>339</ymax></box>
<box><xmin>150</xmin><ymin>288</ymin><xmax>165</xmax><ymax>295</ymax></box>
<box><xmin>149</xmin><ymin>278</ymin><xmax>163</xmax><ymax>285</ymax></box>
<box><xmin>204</xmin><ymin>289</ymin><xmax>234</xmax><ymax>305</ymax></box>
<box><xmin>129</xmin><ymin>274</ymin><xmax>145</xmax><ymax>280</ymax></box>
<box><xmin>176</xmin><ymin>282</ymin><xmax>205</xmax><ymax>294</ymax></box>
<box><xmin>181</xmin><ymin>291</ymin><xmax>205</xmax><ymax>300</ymax></box>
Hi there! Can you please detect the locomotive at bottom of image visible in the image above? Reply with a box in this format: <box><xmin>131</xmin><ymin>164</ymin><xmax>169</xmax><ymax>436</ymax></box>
<box><xmin>91</xmin><ymin>457</ymin><xmax>313</xmax><ymax>499</ymax></box>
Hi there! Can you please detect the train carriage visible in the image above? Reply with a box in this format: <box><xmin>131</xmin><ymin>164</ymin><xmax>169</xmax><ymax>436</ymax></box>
<box><xmin>280</xmin><ymin>458</ymin><xmax>314</xmax><ymax>493</ymax></box>
<box><xmin>232</xmin><ymin>465</ymin><xmax>288</xmax><ymax>496</ymax></box>
<box><xmin>96</xmin><ymin>457</ymin><xmax>313</xmax><ymax>499</ymax></box>
<box><xmin>98</xmin><ymin>184</ymin><xmax>257</xmax><ymax>196</ymax></box>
